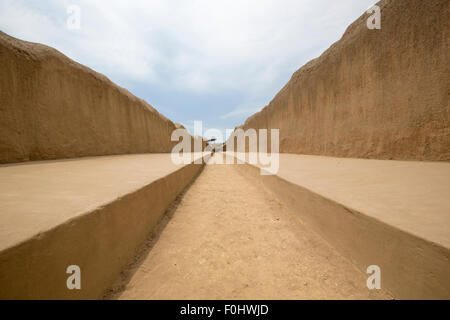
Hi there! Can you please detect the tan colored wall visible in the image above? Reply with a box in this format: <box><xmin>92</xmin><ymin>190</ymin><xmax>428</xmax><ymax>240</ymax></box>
<box><xmin>0</xmin><ymin>31</ymin><xmax>179</xmax><ymax>164</ymax></box>
<box><xmin>240</xmin><ymin>0</ymin><xmax>449</xmax><ymax>161</ymax></box>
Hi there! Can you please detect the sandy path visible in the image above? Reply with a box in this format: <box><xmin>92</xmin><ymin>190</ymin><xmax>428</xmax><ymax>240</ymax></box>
<box><xmin>107</xmin><ymin>157</ymin><xmax>391</xmax><ymax>299</ymax></box>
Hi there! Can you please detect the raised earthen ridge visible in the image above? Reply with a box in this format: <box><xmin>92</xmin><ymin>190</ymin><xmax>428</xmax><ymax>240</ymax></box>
<box><xmin>0</xmin><ymin>31</ymin><xmax>180</xmax><ymax>163</ymax></box>
<box><xmin>239</xmin><ymin>0</ymin><xmax>449</xmax><ymax>161</ymax></box>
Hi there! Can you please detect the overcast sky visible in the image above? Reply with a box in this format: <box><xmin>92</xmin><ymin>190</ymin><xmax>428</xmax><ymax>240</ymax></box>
<box><xmin>0</xmin><ymin>0</ymin><xmax>376</xmax><ymax>141</ymax></box>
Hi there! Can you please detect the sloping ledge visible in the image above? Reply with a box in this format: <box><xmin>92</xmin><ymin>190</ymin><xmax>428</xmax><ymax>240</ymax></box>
<box><xmin>0</xmin><ymin>154</ymin><xmax>204</xmax><ymax>299</ymax></box>
<box><xmin>231</xmin><ymin>153</ymin><xmax>450</xmax><ymax>299</ymax></box>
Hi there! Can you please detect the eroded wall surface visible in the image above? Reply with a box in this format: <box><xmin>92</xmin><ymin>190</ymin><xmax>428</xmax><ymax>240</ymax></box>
<box><xmin>240</xmin><ymin>0</ymin><xmax>449</xmax><ymax>161</ymax></box>
<box><xmin>0</xmin><ymin>31</ymin><xmax>179</xmax><ymax>163</ymax></box>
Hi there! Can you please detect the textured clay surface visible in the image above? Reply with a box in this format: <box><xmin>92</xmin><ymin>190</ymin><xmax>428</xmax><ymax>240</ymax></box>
<box><xmin>240</xmin><ymin>0</ymin><xmax>449</xmax><ymax>161</ymax></box>
<box><xmin>0</xmin><ymin>31</ymin><xmax>182</xmax><ymax>164</ymax></box>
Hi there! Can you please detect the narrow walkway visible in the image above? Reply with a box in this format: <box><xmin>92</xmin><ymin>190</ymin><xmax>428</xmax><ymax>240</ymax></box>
<box><xmin>107</xmin><ymin>156</ymin><xmax>391</xmax><ymax>299</ymax></box>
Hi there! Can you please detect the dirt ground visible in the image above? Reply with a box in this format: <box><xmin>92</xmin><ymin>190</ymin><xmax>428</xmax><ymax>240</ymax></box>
<box><xmin>105</xmin><ymin>156</ymin><xmax>392</xmax><ymax>299</ymax></box>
